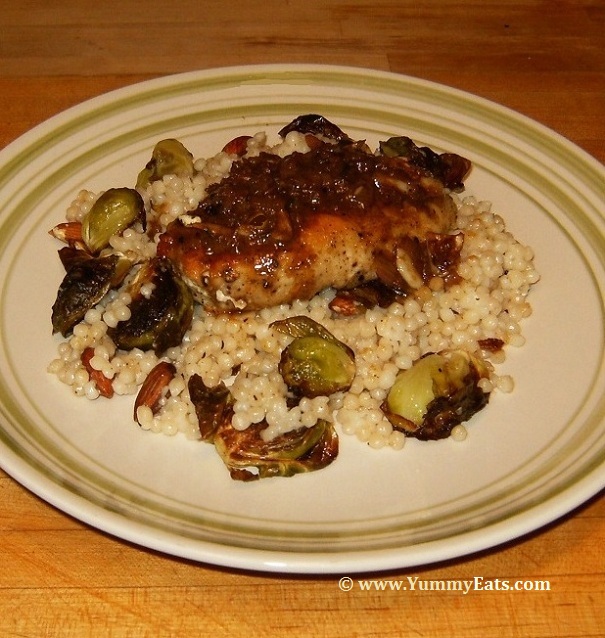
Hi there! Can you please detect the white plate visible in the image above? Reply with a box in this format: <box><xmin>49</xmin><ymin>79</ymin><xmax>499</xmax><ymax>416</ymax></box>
<box><xmin>0</xmin><ymin>65</ymin><xmax>603</xmax><ymax>574</ymax></box>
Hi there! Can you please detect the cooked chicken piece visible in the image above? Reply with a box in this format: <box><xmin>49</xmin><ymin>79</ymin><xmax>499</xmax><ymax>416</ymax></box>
<box><xmin>157</xmin><ymin>118</ymin><xmax>470</xmax><ymax>312</ymax></box>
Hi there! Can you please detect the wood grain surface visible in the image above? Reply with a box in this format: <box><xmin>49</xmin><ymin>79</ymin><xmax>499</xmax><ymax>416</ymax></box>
<box><xmin>0</xmin><ymin>1</ymin><xmax>603</xmax><ymax>636</ymax></box>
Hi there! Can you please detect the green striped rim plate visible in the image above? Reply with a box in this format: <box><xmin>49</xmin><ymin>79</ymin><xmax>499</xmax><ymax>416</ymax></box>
<box><xmin>0</xmin><ymin>64</ymin><xmax>603</xmax><ymax>573</ymax></box>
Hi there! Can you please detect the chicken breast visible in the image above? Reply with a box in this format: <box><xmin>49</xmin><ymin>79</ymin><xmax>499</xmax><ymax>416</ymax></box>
<box><xmin>157</xmin><ymin>118</ymin><xmax>470</xmax><ymax>312</ymax></box>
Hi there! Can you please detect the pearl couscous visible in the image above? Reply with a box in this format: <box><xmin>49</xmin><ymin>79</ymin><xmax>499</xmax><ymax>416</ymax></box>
<box><xmin>48</xmin><ymin>129</ymin><xmax>540</xmax><ymax>453</ymax></box>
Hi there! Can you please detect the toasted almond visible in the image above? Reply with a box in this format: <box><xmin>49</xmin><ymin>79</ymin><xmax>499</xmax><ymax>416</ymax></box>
<box><xmin>304</xmin><ymin>134</ymin><xmax>325</xmax><ymax>150</ymax></box>
<box><xmin>221</xmin><ymin>135</ymin><xmax>252</xmax><ymax>156</ymax></box>
<box><xmin>49</xmin><ymin>221</ymin><xmax>84</xmax><ymax>246</ymax></box>
<box><xmin>81</xmin><ymin>347</ymin><xmax>114</xmax><ymax>398</ymax></box>
<box><xmin>328</xmin><ymin>295</ymin><xmax>366</xmax><ymax>316</ymax></box>
<box><xmin>133</xmin><ymin>361</ymin><xmax>176</xmax><ymax>423</ymax></box>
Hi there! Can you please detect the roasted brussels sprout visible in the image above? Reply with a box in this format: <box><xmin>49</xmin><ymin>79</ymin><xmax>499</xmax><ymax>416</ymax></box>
<box><xmin>108</xmin><ymin>258</ymin><xmax>194</xmax><ymax>355</ymax></box>
<box><xmin>379</xmin><ymin>136</ymin><xmax>471</xmax><ymax>192</ymax></box>
<box><xmin>188</xmin><ymin>374</ymin><xmax>339</xmax><ymax>481</ymax></box>
<box><xmin>136</xmin><ymin>138</ymin><xmax>194</xmax><ymax>189</ymax></box>
<box><xmin>51</xmin><ymin>251</ymin><xmax>132</xmax><ymax>336</ymax></box>
<box><xmin>271</xmin><ymin>316</ymin><xmax>356</xmax><ymax>397</ymax></box>
<box><xmin>381</xmin><ymin>349</ymin><xmax>490</xmax><ymax>440</ymax></box>
<box><xmin>82</xmin><ymin>187</ymin><xmax>145</xmax><ymax>254</ymax></box>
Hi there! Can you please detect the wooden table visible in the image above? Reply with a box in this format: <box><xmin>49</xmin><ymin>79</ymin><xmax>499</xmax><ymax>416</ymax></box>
<box><xmin>1</xmin><ymin>2</ymin><xmax>603</xmax><ymax>636</ymax></box>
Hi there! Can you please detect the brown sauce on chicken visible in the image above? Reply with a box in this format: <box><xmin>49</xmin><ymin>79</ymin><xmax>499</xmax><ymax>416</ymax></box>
<box><xmin>157</xmin><ymin>121</ymin><xmax>470</xmax><ymax>312</ymax></box>
<box><xmin>183</xmin><ymin>140</ymin><xmax>447</xmax><ymax>256</ymax></box>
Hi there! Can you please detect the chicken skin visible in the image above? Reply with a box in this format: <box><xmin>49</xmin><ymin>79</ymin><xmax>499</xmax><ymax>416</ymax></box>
<box><xmin>157</xmin><ymin>117</ymin><xmax>471</xmax><ymax>312</ymax></box>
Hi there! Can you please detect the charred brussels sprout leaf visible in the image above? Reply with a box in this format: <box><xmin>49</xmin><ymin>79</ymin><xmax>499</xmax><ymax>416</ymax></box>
<box><xmin>271</xmin><ymin>315</ymin><xmax>340</xmax><ymax>341</ymax></box>
<box><xmin>272</xmin><ymin>316</ymin><xmax>356</xmax><ymax>397</ymax></box>
<box><xmin>136</xmin><ymin>139</ymin><xmax>194</xmax><ymax>189</ymax></box>
<box><xmin>380</xmin><ymin>136</ymin><xmax>428</xmax><ymax>161</ymax></box>
<box><xmin>82</xmin><ymin>188</ymin><xmax>145</xmax><ymax>254</ymax></box>
<box><xmin>56</xmin><ymin>245</ymin><xmax>89</xmax><ymax>272</ymax></box>
<box><xmin>51</xmin><ymin>252</ymin><xmax>132</xmax><ymax>337</ymax></box>
<box><xmin>188</xmin><ymin>374</ymin><xmax>234</xmax><ymax>442</ymax></box>
<box><xmin>187</xmin><ymin>374</ymin><xmax>339</xmax><ymax>481</ymax></box>
<box><xmin>381</xmin><ymin>349</ymin><xmax>490</xmax><ymax>440</ymax></box>
<box><xmin>108</xmin><ymin>258</ymin><xmax>194</xmax><ymax>356</ymax></box>
<box><xmin>278</xmin><ymin>114</ymin><xmax>351</xmax><ymax>142</ymax></box>
<box><xmin>214</xmin><ymin>418</ymin><xmax>339</xmax><ymax>481</ymax></box>
<box><xmin>379</xmin><ymin>136</ymin><xmax>471</xmax><ymax>192</ymax></box>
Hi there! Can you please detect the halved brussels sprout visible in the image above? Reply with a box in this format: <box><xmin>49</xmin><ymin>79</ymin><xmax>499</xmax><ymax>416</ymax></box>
<box><xmin>108</xmin><ymin>257</ymin><xmax>194</xmax><ymax>355</ymax></box>
<box><xmin>271</xmin><ymin>316</ymin><xmax>356</xmax><ymax>397</ymax></box>
<box><xmin>82</xmin><ymin>187</ymin><xmax>145</xmax><ymax>254</ymax></box>
<box><xmin>136</xmin><ymin>138</ymin><xmax>194</xmax><ymax>189</ymax></box>
<box><xmin>187</xmin><ymin>374</ymin><xmax>339</xmax><ymax>481</ymax></box>
<box><xmin>51</xmin><ymin>251</ymin><xmax>132</xmax><ymax>336</ymax></box>
<box><xmin>381</xmin><ymin>349</ymin><xmax>490</xmax><ymax>440</ymax></box>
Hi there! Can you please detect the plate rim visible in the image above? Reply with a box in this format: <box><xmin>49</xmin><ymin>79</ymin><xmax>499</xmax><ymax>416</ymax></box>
<box><xmin>0</xmin><ymin>63</ymin><xmax>604</xmax><ymax>574</ymax></box>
